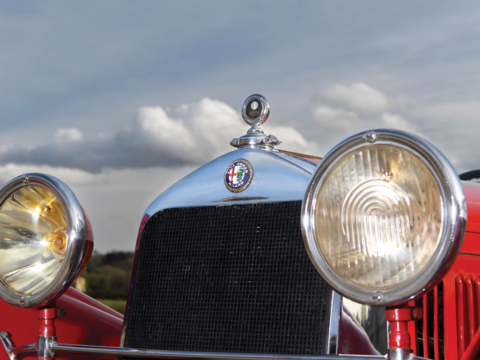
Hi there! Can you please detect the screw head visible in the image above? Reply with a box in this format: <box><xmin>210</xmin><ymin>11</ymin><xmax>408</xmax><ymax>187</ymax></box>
<box><xmin>372</xmin><ymin>292</ymin><xmax>383</xmax><ymax>304</ymax></box>
<box><xmin>19</xmin><ymin>297</ymin><xmax>26</xmax><ymax>307</ymax></box>
<box><xmin>365</xmin><ymin>132</ymin><xmax>377</xmax><ymax>143</ymax></box>
<box><xmin>22</xmin><ymin>176</ymin><xmax>29</xmax><ymax>184</ymax></box>
<box><xmin>57</xmin><ymin>307</ymin><xmax>68</xmax><ymax>318</ymax></box>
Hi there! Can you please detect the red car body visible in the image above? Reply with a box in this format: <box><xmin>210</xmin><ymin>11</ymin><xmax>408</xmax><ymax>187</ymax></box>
<box><xmin>0</xmin><ymin>181</ymin><xmax>479</xmax><ymax>360</ymax></box>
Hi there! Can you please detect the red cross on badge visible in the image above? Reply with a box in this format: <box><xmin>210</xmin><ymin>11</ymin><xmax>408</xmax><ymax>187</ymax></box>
<box><xmin>228</xmin><ymin>167</ymin><xmax>238</xmax><ymax>182</ymax></box>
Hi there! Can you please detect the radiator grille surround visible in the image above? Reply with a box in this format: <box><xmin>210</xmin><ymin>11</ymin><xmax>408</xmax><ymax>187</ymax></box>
<box><xmin>123</xmin><ymin>201</ymin><xmax>333</xmax><ymax>356</ymax></box>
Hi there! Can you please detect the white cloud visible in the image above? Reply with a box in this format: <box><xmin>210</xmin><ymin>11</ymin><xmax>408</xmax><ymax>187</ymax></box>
<box><xmin>381</xmin><ymin>112</ymin><xmax>417</xmax><ymax>133</ymax></box>
<box><xmin>315</xmin><ymin>83</ymin><xmax>412</xmax><ymax>114</ymax></box>
<box><xmin>311</xmin><ymin>105</ymin><xmax>360</xmax><ymax>129</ymax></box>
<box><xmin>309</xmin><ymin>83</ymin><xmax>422</xmax><ymax>154</ymax></box>
<box><xmin>0</xmin><ymin>98</ymin><xmax>319</xmax><ymax>172</ymax></box>
<box><xmin>0</xmin><ymin>164</ymin><xmax>105</xmax><ymax>187</ymax></box>
<box><xmin>413</xmin><ymin>101</ymin><xmax>480</xmax><ymax>125</ymax></box>
<box><xmin>310</xmin><ymin>83</ymin><xmax>480</xmax><ymax>173</ymax></box>
<box><xmin>269</xmin><ymin>126</ymin><xmax>319</xmax><ymax>154</ymax></box>
<box><xmin>54</xmin><ymin>128</ymin><xmax>84</xmax><ymax>142</ymax></box>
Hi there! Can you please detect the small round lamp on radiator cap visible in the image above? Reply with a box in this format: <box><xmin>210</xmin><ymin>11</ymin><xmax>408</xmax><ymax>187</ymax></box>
<box><xmin>302</xmin><ymin>129</ymin><xmax>467</xmax><ymax>307</ymax></box>
<box><xmin>0</xmin><ymin>173</ymin><xmax>93</xmax><ymax>307</ymax></box>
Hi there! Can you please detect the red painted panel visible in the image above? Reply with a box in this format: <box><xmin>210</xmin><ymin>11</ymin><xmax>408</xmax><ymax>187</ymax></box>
<box><xmin>0</xmin><ymin>289</ymin><xmax>123</xmax><ymax>360</ymax></box>
<box><xmin>463</xmin><ymin>181</ymin><xmax>480</xmax><ymax>234</ymax></box>
<box><xmin>65</xmin><ymin>287</ymin><xmax>123</xmax><ymax>320</ymax></box>
<box><xmin>434</xmin><ymin>286</ymin><xmax>439</xmax><ymax>360</ymax></box>
<box><xmin>460</xmin><ymin>232</ymin><xmax>480</xmax><ymax>255</ymax></box>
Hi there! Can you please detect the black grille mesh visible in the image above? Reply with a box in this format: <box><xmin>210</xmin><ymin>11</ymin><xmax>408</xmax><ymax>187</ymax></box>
<box><xmin>124</xmin><ymin>201</ymin><xmax>332</xmax><ymax>355</ymax></box>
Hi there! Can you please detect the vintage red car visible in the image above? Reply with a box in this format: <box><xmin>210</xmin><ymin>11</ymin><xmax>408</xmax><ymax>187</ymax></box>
<box><xmin>0</xmin><ymin>95</ymin><xmax>479</xmax><ymax>360</ymax></box>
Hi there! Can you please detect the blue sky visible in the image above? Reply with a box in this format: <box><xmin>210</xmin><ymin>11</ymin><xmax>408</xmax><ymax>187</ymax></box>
<box><xmin>1</xmin><ymin>1</ymin><xmax>480</xmax><ymax>251</ymax></box>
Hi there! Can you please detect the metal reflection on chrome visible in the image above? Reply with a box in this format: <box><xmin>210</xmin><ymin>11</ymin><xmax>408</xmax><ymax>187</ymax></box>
<box><xmin>342</xmin><ymin>299</ymin><xmax>387</xmax><ymax>355</ymax></box>
<box><xmin>301</xmin><ymin>129</ymin><xmax>467</xmax><ymax>307</ymax></box>
<box><xmin>49</xmin><ymin>340</ymin><xmax>387</xmax><ymax>360</ymax></box>
<box><xmin>143</xmin><ymin>148</ymin><xmax>315</xmax><ymax>215</ymax></box>
<box><xmin>0</xmin><ymin>173</ymin><xmax>92</xmax><ymax>308</ymax></box>
<box><xmin>241</xmin><ymin>94</ymin><xmax>270</xmax><ymax>127</ymax></box>
<box><xmin>326</xmin><ymin>291</ymin><xmax>342</xmax><ymax>355</ymax></box>
<box><xmin>224</xmin><ymin>159</ymin><xmax>254</xmax><ymax>193</ymax></box>
<box><xmin>231</xmin><ymin>94</ymin><xmax>281</xmax><ymax>151</ymax></box>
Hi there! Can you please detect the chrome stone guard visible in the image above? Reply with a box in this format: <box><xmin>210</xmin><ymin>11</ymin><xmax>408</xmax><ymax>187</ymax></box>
<box><xmin>0</xmin><ymin>331</ymin><xmax>428</xmax><ymax>360</ymax></box>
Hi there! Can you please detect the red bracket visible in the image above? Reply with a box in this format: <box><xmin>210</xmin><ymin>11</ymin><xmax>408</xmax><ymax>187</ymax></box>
<box><xmin>38</xmin><ymin>307</ymin><xmax>57</xmax><ymax>338</ymax></box>
<box><xmin>38</xmin><ymin>306</ymin><xmax>57</xmax><ymax>360</ymax></box>
<box><xmin>386</xmin><ymin>306</ymin><xmax>423</xmax><ymax>349</ymax></box>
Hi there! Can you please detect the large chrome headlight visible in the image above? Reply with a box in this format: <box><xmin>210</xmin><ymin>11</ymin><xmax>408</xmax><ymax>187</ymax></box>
<box><xmin>302</xmin><ymin>129</ymin><xmax>466</xmax><ymax>306</ymax></box>
<box><xmin>0</xmin><ymin>173</ymin><xmax>93</xmax><ymax>307</ymax></box>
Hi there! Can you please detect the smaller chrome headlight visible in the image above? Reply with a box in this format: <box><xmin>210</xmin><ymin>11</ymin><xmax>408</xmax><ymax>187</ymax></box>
<box><xmin>0</xmin><ymin>173</ymin><xmax>93</xmax><ymax>307</ymax></box>
<box><xmin>302</xmin><ymin>129</ymin><xmax>466</xmax><ymax>306</ymax></box>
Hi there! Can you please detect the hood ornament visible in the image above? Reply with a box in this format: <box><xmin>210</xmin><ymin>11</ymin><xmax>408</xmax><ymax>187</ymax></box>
<box><xmin>230</xmin><ymin>94</ymin><xmax>281</xmax><ymax>150</ymax></box>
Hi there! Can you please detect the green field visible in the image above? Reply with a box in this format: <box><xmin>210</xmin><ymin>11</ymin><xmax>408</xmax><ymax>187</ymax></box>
<box><xmin>97</xmin><ymin>299</ymin><xmax>127</xmax><ymax>314</ymax></box>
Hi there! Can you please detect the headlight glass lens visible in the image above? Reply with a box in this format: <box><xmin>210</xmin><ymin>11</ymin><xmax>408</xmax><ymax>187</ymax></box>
<box><xmin>315</xmin><ymin>144</ymin><xmax>443</xmax><ymax>289</ymax></box>
<box><xmin>0</xmin><ymin>185</ymin><xmax>68</xmax><ymax>295</ymax></box>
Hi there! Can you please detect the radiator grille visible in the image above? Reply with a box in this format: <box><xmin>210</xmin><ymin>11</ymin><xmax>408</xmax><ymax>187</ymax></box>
<box><xmin>123</xmin><ymin>201</ymin><xmax>332</xmax><ymax>355</ymax></box>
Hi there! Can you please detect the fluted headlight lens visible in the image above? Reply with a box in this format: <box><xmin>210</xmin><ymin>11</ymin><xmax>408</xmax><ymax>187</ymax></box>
<box><xmin>317</xmin><ymin>145</ymin><xmax>442</xmax><ymax>288</ymax></box>
<box><xmin>0</xmin><ymin>186</ymin><xmax>68</xmax><ymax>295</ymax></box>
<box><xmin>0</xmin><ymin>174</ymin><xmax>93</xmax><ymax>307</ymax></box>
<box><xmin>302</xmin><ymin>130</ymin><xmax>466</xmax><ymax>306</ymax></box>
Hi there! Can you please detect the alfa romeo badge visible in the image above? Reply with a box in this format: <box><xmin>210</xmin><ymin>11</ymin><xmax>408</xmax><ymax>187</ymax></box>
<box><xmin>224</xmin><ymin>159</ymin><xmax>253</xmax><ymax>193</ymax></box>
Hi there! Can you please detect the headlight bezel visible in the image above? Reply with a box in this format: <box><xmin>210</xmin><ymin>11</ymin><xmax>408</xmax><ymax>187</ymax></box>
<box><xmin>302</xmin><ymin>129</ymin><xmax>466</xmax><ymax>307</ymax></box>
<box><xmin>0</xmin><ymin>173</ymin><xmax>92</xmax><ymax>308</ymax></box>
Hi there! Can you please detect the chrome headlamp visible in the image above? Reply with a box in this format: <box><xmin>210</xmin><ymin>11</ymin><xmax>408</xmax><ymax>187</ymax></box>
<box><xmin>0</xmin><ymin>173</ymin><xmax>93</xmax><ymax>307</ymax></box>
<box><xmin>302</xmin><ymin>129</ymin><xmax>466</xmax><ymax>306</ymax></box>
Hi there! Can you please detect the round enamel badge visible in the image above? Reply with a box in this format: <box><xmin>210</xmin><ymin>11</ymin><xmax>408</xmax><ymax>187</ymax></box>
<box><xmin>224</xmin><ymin>159</ymin><xmax>253</xmax><ymax>193</ymax></box>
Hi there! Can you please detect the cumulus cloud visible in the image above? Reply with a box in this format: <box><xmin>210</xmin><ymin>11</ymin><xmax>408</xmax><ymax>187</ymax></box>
<box><xmin>54</xmin><ymin>128</ymin><xmax>84</xmax><ymax>142</ymax></box>
<box><xmin>311</xmin><ymin>105</ymin><xmax>360</xmax><ymax>129</ymax></box>
<box><xmin>381</xmin><ymin>112</ymin><xmax>417</xmax><ymax>133</ymax></box>
<box><xmin>310</xmin><ymin>82</ymin><xmax>480</xmax><ymax>172</ymax></box>
<box><xmin>0</xmin><ymin>98</ymin><xmax>319</xmax><ymax>173</ymax></box>
<box><xmin>311</xmin><ymin>83</ymin><xmax>419</xmax><ymax>141</ymax></box>
<box><xmin>0</xmin><ymin>164</ymin><xmax>106</xmax><ymax>187</ymax></box>
<box><xmin>314</xmin><ymin>83</ymin><xmax>412</xmax><ymax>114</ymax></box>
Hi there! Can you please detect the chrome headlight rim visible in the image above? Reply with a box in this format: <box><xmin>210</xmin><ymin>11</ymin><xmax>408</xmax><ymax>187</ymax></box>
<box><xmin>0</xmin><ymin>173</ymin><xmax>90</xmax><ymax>308</ymax></box>
<box><xmin>302</xmin><ymin>129</ymin><xmax>466</xmax><ymax>307</ymax></box>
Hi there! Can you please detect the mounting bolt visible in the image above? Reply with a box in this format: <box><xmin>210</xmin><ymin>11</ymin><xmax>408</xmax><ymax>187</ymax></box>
<box><xmin>365</xmin><ymin>132</ymin><xmax>377</xmax><ymax>143</ymax></box>
<box><xmin>22</xmin><ymin>176</ymin><xmax>29</xmax><ymax>184</ymax></box>
<box><xmin>57</xmin><ymin>307</ymin><xmax>67</xmax><ymax>318</ymax></box>
<box><xmin>19</xmin><ymin>297</ymin><xmax>26</xmax><ymax>307</ymax></box>
<box><xmin>372</xmin><ymin>292</ymin><xmax>383</xmax><ymax>304</ymax></box>
<box><xmin>412</xmin><ymin>307</ymin><xmax>423</xmax><ymax>320</ymax></box>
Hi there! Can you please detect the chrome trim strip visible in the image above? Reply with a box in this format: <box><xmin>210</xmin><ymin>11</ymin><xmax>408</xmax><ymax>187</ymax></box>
<box><xmin>213</xmin><ymin>196</ymin><xmax>269</xmax><ymax>202</ymax></box>
<box><xmin>326</xmin><ymin>291</ymin><xmax>342</xmax><ymax>355</ymax></box>
<box><xmin>50</xmin><ymin>341</ymin><xmax>385</xmax><ymax>360</ymax></box>
<box><xmin>342</xmin><ymin>299</ymin><xmax>387</xmax><ymax>355</ymax></box>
